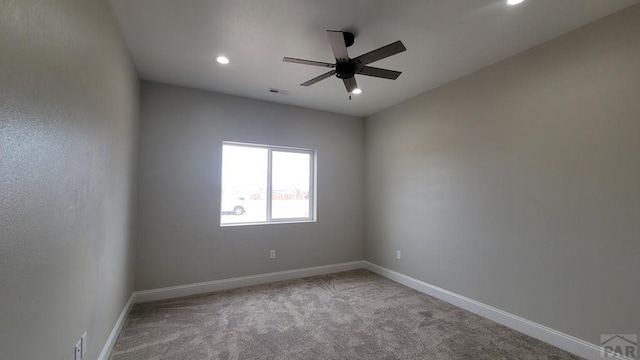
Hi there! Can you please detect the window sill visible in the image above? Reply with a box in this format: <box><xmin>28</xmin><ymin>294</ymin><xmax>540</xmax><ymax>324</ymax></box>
<box><xmin>220</xmin><ymin>219</ymin><xmax>316</xmax><ymax>228</ymax></box>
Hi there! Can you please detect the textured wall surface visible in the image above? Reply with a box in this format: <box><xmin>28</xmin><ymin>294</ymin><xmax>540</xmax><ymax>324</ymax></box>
<box><xmin>365</xmin><ymin>5</ymin><xmax>640</xmax><ymax>345</ymax></box>
<box><xmin>0</xmin><ymin>0</ymin><xmax>138</xmax><ymax>359</ymax></box>
<box><xmin>135</xmin><ymin>82</ymin><xmax>364</xmax><ymax>290</ymax></box>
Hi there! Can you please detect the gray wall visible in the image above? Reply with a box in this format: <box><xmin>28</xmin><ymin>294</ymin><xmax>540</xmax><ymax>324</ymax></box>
<box><xmin>135</xmin><ymin>82</ymin><xmax>364</xmax><ymax>290</ymax></box>
<box><xmin>365</xmin><ymin>5</ymin><xmax>640</xmax><ymax>345</ymax></box>
<box><xmin>0</xmin><ymin>0</ymin><xmax>138</xmax><ymax>359</ymax></box>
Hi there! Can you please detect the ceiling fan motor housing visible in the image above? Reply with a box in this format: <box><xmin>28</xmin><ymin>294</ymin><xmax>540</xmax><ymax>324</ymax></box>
<box><xmin>335</xmin><ymin>61</ymin><xmax>356</xmax><ymax>79</ymax></box>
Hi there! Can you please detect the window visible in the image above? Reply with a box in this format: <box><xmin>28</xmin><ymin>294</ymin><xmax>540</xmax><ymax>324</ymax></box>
<box><xmin>220</xmin><ymin>142</ymin><xmax>316</xmax><ymax>226</ymax></box>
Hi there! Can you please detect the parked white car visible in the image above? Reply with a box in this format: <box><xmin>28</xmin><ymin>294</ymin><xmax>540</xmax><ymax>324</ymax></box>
<box><xmin>221</xmin><ymin>195</ymin><xmax>246</xmax><ymax>215</ymax></box>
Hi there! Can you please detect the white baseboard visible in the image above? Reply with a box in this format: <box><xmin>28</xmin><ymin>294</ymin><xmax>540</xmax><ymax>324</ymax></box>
<box><xmin>133</xmin><ymin>261</ymin><xmax>365</xmax><ymax>303</ymax></box>
<box><xmin>363</xmin><ymin>261</ymin><xmax>632</xmax><ymax>360</ymax></box>
<box><xmin>97</xmin><ymin>293</ymin><xmax>135</xmax><ymax>360</ymax></box>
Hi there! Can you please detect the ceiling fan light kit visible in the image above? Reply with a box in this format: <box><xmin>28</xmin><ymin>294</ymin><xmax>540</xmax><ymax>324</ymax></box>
<box><xmin>283</xmin><ymin>30</ymin><xmax>406</xmax><ymax>95</ymax></box>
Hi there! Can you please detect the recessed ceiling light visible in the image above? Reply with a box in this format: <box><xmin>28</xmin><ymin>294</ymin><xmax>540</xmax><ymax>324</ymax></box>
<box><xmin>216</xmin><ymin>56</ymin><xmax>229</xmax><ymax>65</ymax></box>
<box><xmin>507</xmin><ymin>0</ymin><xmax>525</xmax><ymax>5</ymax></box>
<box><xmin>352</xmin><ymin>88</ymin><xmax>362</xmax><ymax>95</ymax></box>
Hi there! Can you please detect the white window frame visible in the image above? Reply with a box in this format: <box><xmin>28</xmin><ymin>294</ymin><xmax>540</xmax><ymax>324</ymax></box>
<box><xmin>221</xmin><ymin>141</ymin><xmax>317</xmax><ymax>227</ymax></box>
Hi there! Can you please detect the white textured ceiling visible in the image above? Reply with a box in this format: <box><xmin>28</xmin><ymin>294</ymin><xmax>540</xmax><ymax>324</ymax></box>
<box><xmin>109</xmin><ymin>0</ymin><xmax>638</xmax><ymax>117</ymax></box>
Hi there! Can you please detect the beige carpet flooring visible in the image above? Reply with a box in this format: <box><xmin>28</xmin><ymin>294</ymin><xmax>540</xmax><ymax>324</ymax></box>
<box><xmin>110</xmin><ymin>269</ymin><xmax>581</xmax><ymax>359</ymax></box>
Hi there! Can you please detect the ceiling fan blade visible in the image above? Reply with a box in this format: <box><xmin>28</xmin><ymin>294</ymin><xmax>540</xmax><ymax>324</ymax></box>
<box><xmin>353</xmin><ymin>40</ymin><xmax>406</xmax><ymax>65</ymax></box>
<box><xmin>300</xmin><ymin>70</ymin><xmax>336</xmax><ymax>86</ymax></box>
<box><xmin>357</xmin><ymin>66</ymin><xmax>402</xmax><ymax>80</ymax></box>
<box><xmin>327</xmin><ymin>30</ymin><xmax>349</xmax><ymax>62</ymax></box>
<box><xmin>283</xmin><ymin>57</ymin><xmax>335</xmax><ymax>68</ymax></box>
<box><xmin>343</xmin><ymin>77</ymin><xmax>358</xmax><ymax>93</ymax></box>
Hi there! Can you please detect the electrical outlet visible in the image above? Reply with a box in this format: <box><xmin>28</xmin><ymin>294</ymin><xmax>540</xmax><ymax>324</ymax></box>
<box><xmin>269</xmin><ymin>249</ymin><xmax>276</xmax><ymax>259</ymax></box>
<box><xmin>74</xmin><ymin>339</ymin><xmax>82</xmax><ymax>360</ymax></box>
<box><xmin>81</xmin><ymin>332</ymin><xmax>87</xmax><ymax>357</ymax></box>
<box><xmin>396</xmin><ymin>250</ymin><xmax>402</xmax><ymax>260</ymax></box>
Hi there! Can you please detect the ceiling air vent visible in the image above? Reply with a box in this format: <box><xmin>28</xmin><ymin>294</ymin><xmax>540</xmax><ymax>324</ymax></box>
<box><xmin>268</xmin><ymin>88</ymin><xmax>290</xmax><ymax>95</ymax></box>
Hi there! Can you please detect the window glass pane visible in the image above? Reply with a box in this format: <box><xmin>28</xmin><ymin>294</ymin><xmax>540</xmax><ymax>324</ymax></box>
<box><xmin>221</xmin><ymin>144</ymin><xmax>268</xmax><ymax>224</ymax></box>
<box><xmin>271</xmin><ymin>151</ymin><xmax>311</xmax><ymax>219</ymax></box>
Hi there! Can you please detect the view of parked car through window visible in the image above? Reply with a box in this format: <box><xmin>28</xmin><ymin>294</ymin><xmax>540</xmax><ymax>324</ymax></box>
<box><xmin>220</xmin><ymin>142</ymin><xmax>314</xmax><ymax>225</ymax></box>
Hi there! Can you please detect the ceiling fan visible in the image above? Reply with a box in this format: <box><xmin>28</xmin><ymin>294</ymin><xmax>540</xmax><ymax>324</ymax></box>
<box><xmin>283</xmin><ymin>30</ymin><xmax>406</xmax><ymax>94</ymax></box>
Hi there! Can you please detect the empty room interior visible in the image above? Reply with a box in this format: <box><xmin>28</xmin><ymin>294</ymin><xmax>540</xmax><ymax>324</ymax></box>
<box><xmin>2</xmin><ymin>0</ymin><xmax>640</xmax><ymax>359</ymax></box>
